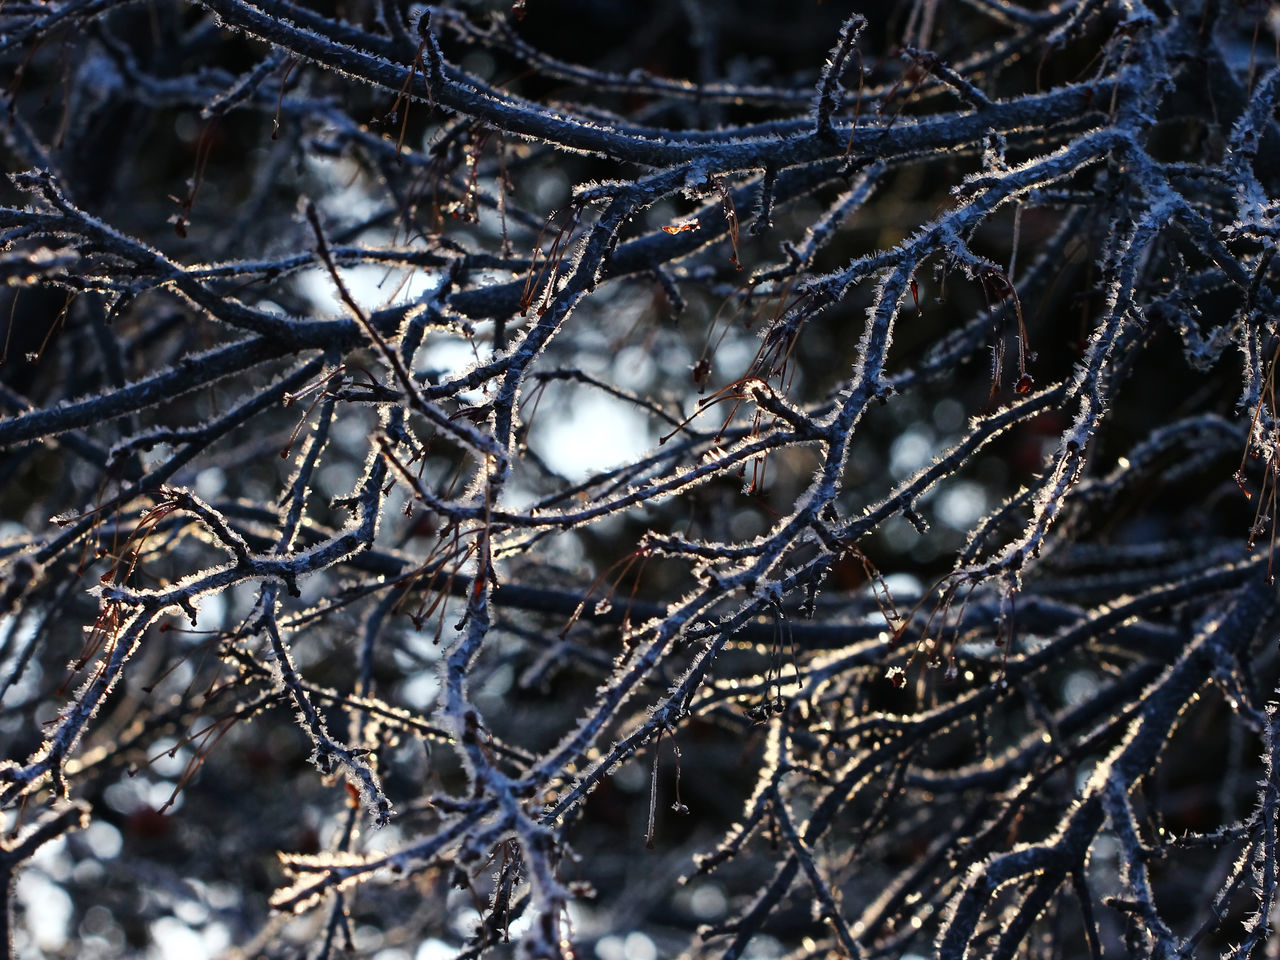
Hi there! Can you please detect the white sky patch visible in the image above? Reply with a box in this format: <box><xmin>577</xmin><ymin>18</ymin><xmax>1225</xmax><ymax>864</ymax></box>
<box><xmin>16</xmin><ymin>870</ymin><xmax>72</xmax><ymax>952</ymax></box>
<box><xmin>192</xmin><ymin>591</ymin><xmax>226</xmax><ymax>633</ymax></box>
<box><xmin>418</xmin><ymin>336</ymin><xmax>485</xmax><ymax>385</ymax></box>
<box><xmin>416</xmin><ymin>940</ymin><xmax>457</xmax><ymax>960</ymax></box>
<box><xmin>308</xmin><ymin>155</ymin><xmax>379</xmax><ymax>220</ymax></box>
<box><xmin>685</xmin><ymin>881</ymin><xmax>728</xmax><ymax>920</ymax></box>
<box><xmin>612</xmin><ymin>344</ymin><xmax>656</xmax><ymax>391</ymax></box>
<box><xmin>713</xmin><ymin>336</ymin><xmax>756</xmax><ymax>382</ymax></box>
<box><xmin>148</xmin><ymin>738</ymin><xmax>191</xmax><ymax>780</ymax></box>
<box><xmin>194</xmin><ymin>467</ymin><xmax>225</xmax><ymax>500</ymax></box>
<box><xmin>401</xmin><ymin>669</ymin><xmax>441</xmax><ymax>712</ymax></box>
<box><xmin>301</xmin><ymin>154</ymin><xmax>447</xmax><ymax>316</ymax></box>
<box><xmin>297</xmin><ymin>264</ymin><xmax>415</xmax><ymax>317</ymax></box>
<box><xmin>596</xmin><ymin>932</ymin><xmax>658</xmax><ymax>960</ymax></box>
<box><xmin>936</xmin><ymin>481</ymin><xmax>988</xmax><ymax>530</ymax></box>
<box><xmin>889</xmin><ymin>428</ymin><xmax>934</xmax><ymax>479</ymax></box>
<box><xmin>82</xmin><ymin>821</ymin><xmax>122</xmax><ymax>860</ymax></box>
<box><xmin>535</xmin><ymin>393</ymin><xmax>653</xmax><ymax>482</ymax></box>
<box><xmin>148</xmin><ymin>916</ymin><xmax>209</xmax><ymax>960</ymax></box>
<box><xmin>1063</xmin><ymin>670</ymin><xmax>1100</xmax><ymax>707</ymax></box>
<box><xmin>881</xmin><ymin>572</ymin><xmax>924</xmax><ymax>601</ymax></box>
<box><xmin>29</xmin><ymin>834</ymin><xmax>69</xmax><ymax>878</ymax></box>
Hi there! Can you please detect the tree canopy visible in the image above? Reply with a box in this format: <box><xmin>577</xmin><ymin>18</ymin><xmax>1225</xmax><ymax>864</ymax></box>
<box><xmin>3</xmin><ymin>1</ymin><xmax>1280</xmax><ymax>958</ymax></box>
